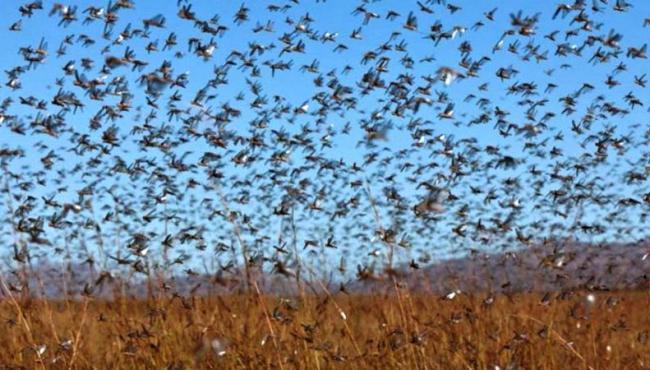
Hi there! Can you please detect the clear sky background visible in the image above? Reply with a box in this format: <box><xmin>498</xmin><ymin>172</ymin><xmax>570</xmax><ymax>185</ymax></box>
<box><xmin>0</xmin><ymin>0</ymin><xmax>648</xmax><ymax>278</ymax></box>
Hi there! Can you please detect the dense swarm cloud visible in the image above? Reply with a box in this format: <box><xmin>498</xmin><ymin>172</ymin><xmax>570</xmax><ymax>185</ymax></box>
<box><xmin>0</xmin><ymin>0</ymin><xmax>648</xmax><ymax>295</ymax></box>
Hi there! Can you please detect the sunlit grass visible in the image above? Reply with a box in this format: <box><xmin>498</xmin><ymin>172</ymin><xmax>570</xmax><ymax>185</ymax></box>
<box><xmin>1</xmin><ymin>290</ymin><xmax>648</xmax><ymax>369</ymax></box>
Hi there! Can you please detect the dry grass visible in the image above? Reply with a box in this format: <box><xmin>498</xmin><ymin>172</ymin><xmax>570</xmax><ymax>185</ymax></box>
<box><xmin>0</xmin><ymin>290</ymin><xmax>649</xmax><ymax>369</ymax></box>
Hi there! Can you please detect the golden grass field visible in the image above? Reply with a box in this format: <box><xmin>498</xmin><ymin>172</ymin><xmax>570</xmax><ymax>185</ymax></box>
<box><xmin>1</xmin><ymin>289</ymin><xmax>649</xmax><ymax>369</ymax></box>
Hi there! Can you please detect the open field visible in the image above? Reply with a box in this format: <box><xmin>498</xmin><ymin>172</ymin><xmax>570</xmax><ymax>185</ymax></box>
<box><xmin>1</xmin><ymin>290</ymin><xmax>649</xmax><ymax>369</ymax></box>
<box><xmin>0</xmin><ymin>0</ymin><xmax>649</xmax><ymax>369</ymax></box>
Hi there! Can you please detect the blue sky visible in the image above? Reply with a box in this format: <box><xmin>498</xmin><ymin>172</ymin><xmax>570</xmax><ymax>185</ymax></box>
<box><xmin>0</xmin><ymin>0</ymin><xmax>648</xmax><ymax>278</ymax></box>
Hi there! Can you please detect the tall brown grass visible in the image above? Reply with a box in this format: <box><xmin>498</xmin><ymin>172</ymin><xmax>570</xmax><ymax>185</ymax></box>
<box><xmin>0</xmin><ymin>290</ymin><xmax>648</xmax><ymax>369</ymax></box>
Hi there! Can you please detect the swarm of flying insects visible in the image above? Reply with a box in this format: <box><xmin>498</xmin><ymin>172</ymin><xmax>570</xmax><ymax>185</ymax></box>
<box><xmin>0</xmin><ymin>0</ymin><xmax>649</xmax><ymax>368</ymax></box>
